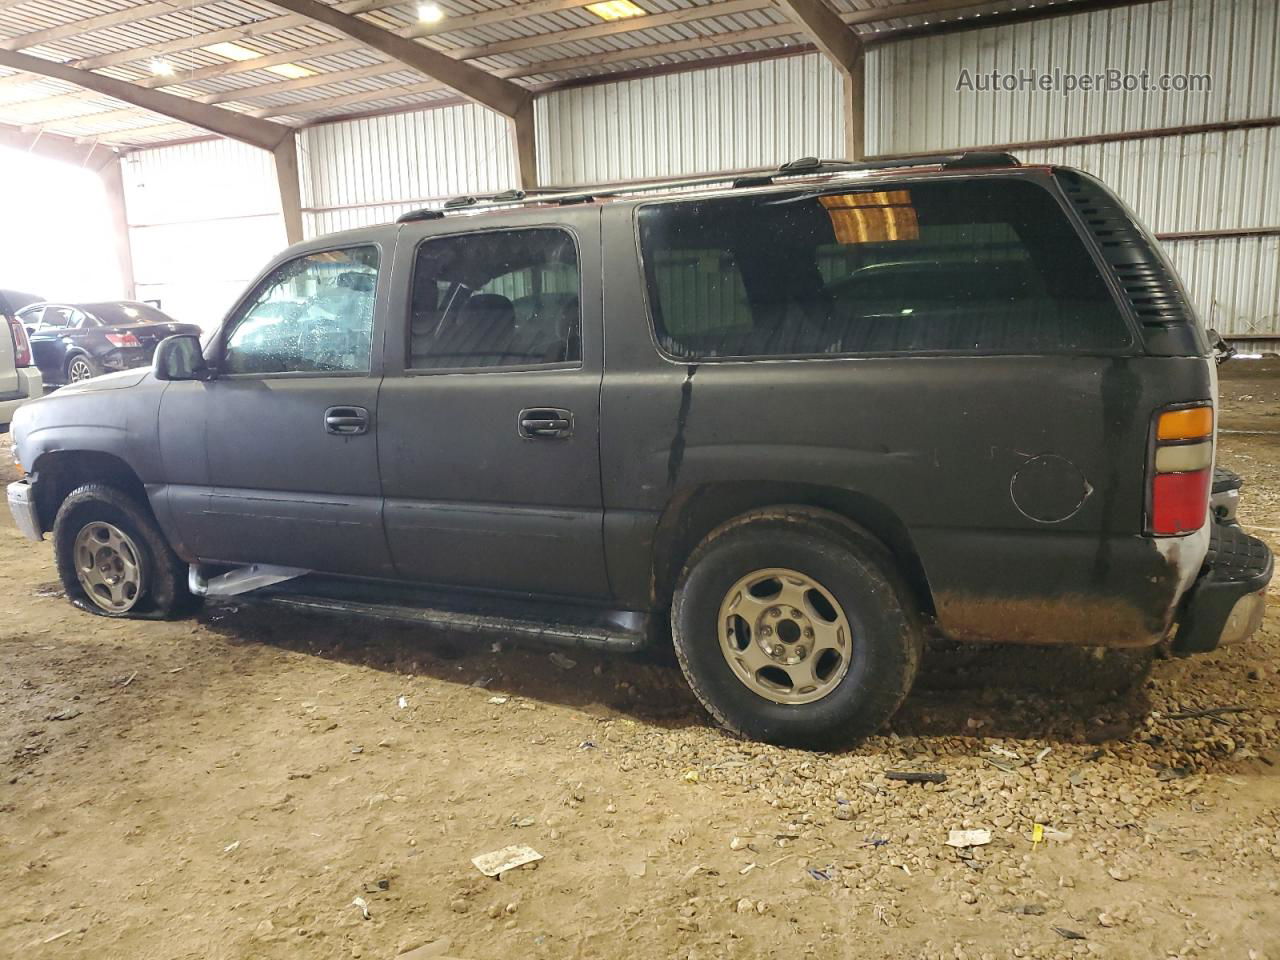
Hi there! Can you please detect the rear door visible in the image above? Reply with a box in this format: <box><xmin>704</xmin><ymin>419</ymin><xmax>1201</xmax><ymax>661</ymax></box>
<box><xmin>377</xmin><ymin>209</ymin><xmax>609</xmax><ymax>599</ymax></box>
<box><xmin>159</xmin><ymin>239</ymin><xmax>396</xmax><ymax>578</ymax></box>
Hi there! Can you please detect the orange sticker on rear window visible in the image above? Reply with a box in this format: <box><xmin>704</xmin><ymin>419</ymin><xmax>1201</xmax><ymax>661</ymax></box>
<box><xmin>819</xmin><ymin>191</ymin><xmax>920</xmax><ymax>244</ymax></box>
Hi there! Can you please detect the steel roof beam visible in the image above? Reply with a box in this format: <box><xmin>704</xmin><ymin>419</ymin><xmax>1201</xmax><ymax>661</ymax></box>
<box><xmin>0</xmin><ymin>50</ymin><xmax>303</xmax><ymax>241</ymax></box>
<box><xmin>771</xmin><ymin>0</ymin><xmax>865</xmax><ymax>158</ymax></box>
<box><xmin>261</xmin><ymin>0</ymin><xmax>538</xmax><ymax>185</ymax></box>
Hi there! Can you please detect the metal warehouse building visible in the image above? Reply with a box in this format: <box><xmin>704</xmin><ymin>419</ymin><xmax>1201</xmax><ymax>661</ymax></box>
<box><xmin>0</xmin><ymin>0</ymin><xmax>1276</xmax><ymax>341</ymax></box>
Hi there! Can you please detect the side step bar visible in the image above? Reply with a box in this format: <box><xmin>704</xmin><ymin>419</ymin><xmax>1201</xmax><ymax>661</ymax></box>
<box><xmin>264</xmin><ymin>594</ymin><xmax>649</xmax><ymax>651</ymax></box>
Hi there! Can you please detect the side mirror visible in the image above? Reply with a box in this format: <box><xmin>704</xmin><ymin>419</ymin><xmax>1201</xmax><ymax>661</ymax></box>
<box><xmin>1207</xmin><ymin>328</ymin><xmax>1236</xmax><ymax>366</ymax></box>
<box><xmin>153</xmin><ymin>334</ymin><xmax>214</xmax><ymax>381</ymax></box>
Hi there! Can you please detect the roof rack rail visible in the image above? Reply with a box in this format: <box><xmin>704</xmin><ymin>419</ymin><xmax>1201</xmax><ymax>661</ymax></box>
<box><xmin>397</xmin><ymin>208</ymin><xmax>444</xmax><ymax>223</ymax></box>
<box><xmin>393</xmin><ymin>152</ymin><xmax>1020</xmax><ymax>223</ymax></box>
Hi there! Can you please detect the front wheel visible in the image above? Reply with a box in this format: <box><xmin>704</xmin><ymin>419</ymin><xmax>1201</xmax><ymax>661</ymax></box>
<box><xmin>672</xmin><ymin>510</ymin><xmax>922</xmax><ymax>750</ymax></box>
<box><xmin>53</xmin><ymin>483</ymin><xmax>198</xmax><ymax>618</ymax></box>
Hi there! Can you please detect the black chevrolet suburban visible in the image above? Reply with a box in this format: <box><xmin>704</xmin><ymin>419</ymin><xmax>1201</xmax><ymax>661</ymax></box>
<box><xmin>7</xmin><ymin>153</ymin><xmax>1272</xmax><ymax>748</ymax></box>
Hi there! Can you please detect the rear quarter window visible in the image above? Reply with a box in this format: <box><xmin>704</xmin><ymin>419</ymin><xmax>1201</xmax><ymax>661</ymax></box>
<box><xmin>637</xmin><ymin>177</ymin><xmax>1132</xmax><ymax>359</ymax></box>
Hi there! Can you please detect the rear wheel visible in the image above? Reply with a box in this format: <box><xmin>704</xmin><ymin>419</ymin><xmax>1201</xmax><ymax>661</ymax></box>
<box><xmin>672</xmin><ymin>509</ymin><xmax>923</xmax><ymax>750</ymax></box>
<box><xmin>53</xmin><ymin>483</ymin><xmax>198</xmax><ymax>618</ymax></box>
<box><xmin>65</xmin><ymin>353</ymin><xmax>101</xmax><ymax>384</ymax></box>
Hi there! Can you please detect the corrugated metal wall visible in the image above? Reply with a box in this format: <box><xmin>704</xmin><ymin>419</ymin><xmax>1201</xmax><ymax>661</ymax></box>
<box><xmin>121</xmin><ymin>139</ymin><xmax>286</xmax><ymax>332</ymax></box>
<box><xmin>866</xmin><ymin>0</ymin><xmax>1280</xmax><ymax>345</ymax></box>
<box><xmin>118</xmin><ymin>0</ymin><xmax>1276</xmax><ymax>345</ymax></box>
<box><xmin>297</xmin><ymin>102</ymin><xmax>517</xmax><ymax>238</ymax></box>
<box><xmin>535</xmin><ymin>53</ymin><xmax>846</xmax><ymax>186</ymax></box>
<box><xmin>867</xmin><ymin>0</ymin><xmax>1277</xmax><ymax>152</ymax></box>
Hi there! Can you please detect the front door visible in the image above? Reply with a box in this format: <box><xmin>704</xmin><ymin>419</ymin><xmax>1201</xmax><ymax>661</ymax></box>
<box><xmin>377</xmin><ymin>213</ymin><xmax>609</xmax><ymax>599</ymax></box>
<box><xmin>161</xmin><ymin>241</ymin><xmax>394</xmax><ymax>578</ymax></box>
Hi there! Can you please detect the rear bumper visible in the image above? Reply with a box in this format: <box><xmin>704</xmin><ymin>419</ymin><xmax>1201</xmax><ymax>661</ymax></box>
<box><xmin>7</xmin><ymin>477</ymin><xmax>43</xmax><ymax>541</ymax></box>
<box><xmin>1171</xmin><ymin>521</ymin><xmax>1272</xmax><ymax>655</ymax></box>
<box><xmin>102</xmin><ymin>347</ymin><xmax>153</xmax><ymax>372</ymax></box>
<box><xmin>1210</xmin><ymin>466</ymin><xmax>1242</xmax><ymax>525</ymax></box>
<box><xmin>0</xmin><ymin>367</ymin><xmax>44</xmax><ymax>429</ymax></box>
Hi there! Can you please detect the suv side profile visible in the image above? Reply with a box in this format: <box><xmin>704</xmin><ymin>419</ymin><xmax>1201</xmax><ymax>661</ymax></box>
<box><xmin>7</xmin><ymin>153</ymin><xmax>1272</xmax><ymax>749</ymax></box>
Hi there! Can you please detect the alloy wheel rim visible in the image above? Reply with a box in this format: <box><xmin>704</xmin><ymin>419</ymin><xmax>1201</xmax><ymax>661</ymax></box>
<box><xmin>69</xmin><ymin>358</ymin><xmax>92</xmax><ymax>382</ymax></box>
<box><xmin>73</xmin><ymin>521</ymin><xmax>143</xmax><ymax>613</ymax></box>
<box><xmin>717</xmin><ymin>567</ymin><xmax>852</xmax><ymax>705</ymax></box>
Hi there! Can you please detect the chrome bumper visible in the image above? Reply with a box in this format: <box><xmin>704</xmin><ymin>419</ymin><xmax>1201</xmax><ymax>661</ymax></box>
<box><xmin>7</xmin><ymin>479</ymin><xmax>43</xmax><ymax>541</ymax></box>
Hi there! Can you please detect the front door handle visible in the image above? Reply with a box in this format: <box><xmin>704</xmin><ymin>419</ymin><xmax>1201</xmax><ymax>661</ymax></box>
<box><xmin>519</xmin><ymin>407</ymin><xmax>573</xmax><ymax>439</ymax></box>
<box><xmin>325</xmin><ymin>405</ymin><xmax>369</xmax><ymax>435</ymax></box>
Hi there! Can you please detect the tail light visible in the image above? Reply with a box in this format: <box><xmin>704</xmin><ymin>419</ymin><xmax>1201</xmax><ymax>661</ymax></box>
<box><xmin>6</xmin><ymin>314</ymin><xmax>32</xmax><ymax>366</ymax></box>
<box><xmin>1147</xmin><ymin>403</ymin><xmax>1213</xmax><ymax>535</ymax></box>
<box><xmin>105</xmin><ymin>331</ymin><xmax>141</xmax><ymax>348</ymax></box>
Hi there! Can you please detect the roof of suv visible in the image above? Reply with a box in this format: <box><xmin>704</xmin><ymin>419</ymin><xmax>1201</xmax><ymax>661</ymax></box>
<box><xmin>392</xmin><ymin>151</ymin><xmax>1027</xmax><ymax>227</ymax></box>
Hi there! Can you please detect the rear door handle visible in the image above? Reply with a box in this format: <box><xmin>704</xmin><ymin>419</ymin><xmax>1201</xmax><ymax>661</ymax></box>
<box><xmin>325</xmin><ymin>405</ymin><xmax>369</xmax><ymax>435</ymax></box>
<box><xmin>519</xmin><ymin>407</ymin><xmax>573</xmax><ymax>439</ymax></box>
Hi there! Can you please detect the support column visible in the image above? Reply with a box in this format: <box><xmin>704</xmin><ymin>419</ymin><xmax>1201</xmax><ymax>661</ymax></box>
<box><xmin>98</xmin><ymin>154</ymin><xmax>137</xmax><ymax>300</ymax></box>
<box><xmin>843</xmin><ymin>49</ymin><xmax>866</xmax><ymax>161</ymax></box>
<box><xmin>273</xmin><ymin>131</ymin><xmax>304</xmax><ymax>245</ymax></box>
<box><xmin>511</xmin><ymin>99</ymin><xmax>538</xmax><ymax>190</ymax></box>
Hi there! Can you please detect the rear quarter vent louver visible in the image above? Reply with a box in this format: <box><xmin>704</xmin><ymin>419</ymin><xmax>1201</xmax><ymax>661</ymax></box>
<box><xmin>1055</xmin><ymin>168</ymin><xmax>1208</xmax><ymax>357</ymax></box>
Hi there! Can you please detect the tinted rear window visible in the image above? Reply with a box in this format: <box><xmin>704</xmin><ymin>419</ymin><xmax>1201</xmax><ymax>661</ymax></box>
<box><xmin>638</xmin><ymin>178</ymin><xmax>1130</xmax><ymax>359</ymax></box>
<box><xmin>86</xmin><ymin>302</ymin><xmax>173</xmax><ymax>325</ymax></box>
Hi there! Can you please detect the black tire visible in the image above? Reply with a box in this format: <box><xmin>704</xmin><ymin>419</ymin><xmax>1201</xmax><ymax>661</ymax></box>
<box><xmin>64</xmin><ymin>353</ymin><xmax>102</xmax><ymax>384</ymax></box>
<box><xmin>672</xmin><ymin>508</ymin><xmax>923</xmax><ymax>750</ymax></box>
<box><xmin>53</xmin><ymin>483</ymin><xmax>199</xmax><ymax>619</ymax></box>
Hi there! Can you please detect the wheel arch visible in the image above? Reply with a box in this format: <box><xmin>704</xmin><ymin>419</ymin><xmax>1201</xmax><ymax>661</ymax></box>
<box><xmin>651</xmin><ymin>482</ymin><xmax>935</xmax><ymax>619</ymax></box>
<box><xmin>31</xmin><ymin>450</ymin><xmax>148</xmax><ymax>534</ymax></box>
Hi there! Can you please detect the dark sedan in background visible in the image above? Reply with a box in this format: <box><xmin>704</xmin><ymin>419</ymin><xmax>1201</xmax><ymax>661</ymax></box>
<box><xmin>17</xmin><ymin>301</ymin><xmax>201</xmax><ymax>385</ymax></box>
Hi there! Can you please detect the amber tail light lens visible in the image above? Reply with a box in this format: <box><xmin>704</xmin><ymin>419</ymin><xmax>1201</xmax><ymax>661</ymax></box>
<box><xmin>1148</xmin><ymin>403</ymin><xmax>1213</xmax><ymax>536</ymax></box>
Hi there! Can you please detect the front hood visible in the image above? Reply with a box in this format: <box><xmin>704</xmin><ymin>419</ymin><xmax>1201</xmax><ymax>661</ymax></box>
<box><xmin>54</xmin><ymin>368</ymin><xmax>152</xmax><ymax>395</ymax></box>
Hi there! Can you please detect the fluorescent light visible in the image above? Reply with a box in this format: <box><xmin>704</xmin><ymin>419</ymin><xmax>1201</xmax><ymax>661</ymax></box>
<box><xmin>585</xmin><ymin>0</ymin><xmax>646</xmax><ymax>21</ymax></box>
<box><xmin>204</xmin><ymin>41</ymin><xmax>262</xmax><ymax>61</ymax></box>
<box><xmin>149</xmin><ymin>58</ymin><xmax>175</xmax><ymax>77</ymax></box>
<box><xmin>265</xmin><ymin>63</ymin><xmax>316</xmax><ymax>80</ymax></box>
<box><xmin>417</xmin><ymin>3</ymin><xmax>445</xmax><ymax>23</ymax></box>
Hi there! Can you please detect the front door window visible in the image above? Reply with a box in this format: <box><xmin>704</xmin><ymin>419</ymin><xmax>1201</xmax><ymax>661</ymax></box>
<box><xmin>223</xmin><ymin>246</ymin><xmax>380</xmax><ymax>375</ymax></box>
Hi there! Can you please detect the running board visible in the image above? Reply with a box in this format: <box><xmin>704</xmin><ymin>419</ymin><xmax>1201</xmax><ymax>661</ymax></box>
<box><xmin>189</xmin><ymin>563</ymin><xmax>309</xmax><ymax>598</ymax></box>
<box><xmin>253</xmin><ymin>585</ymin><xmax>649</xmax><ymax>652</ymax></box>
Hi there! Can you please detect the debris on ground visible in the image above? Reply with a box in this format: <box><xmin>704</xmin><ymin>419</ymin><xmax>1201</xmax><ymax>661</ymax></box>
<box><xmin>945</xmin><ymin>829</ymin><xmax>992</xmax><ymax>848</ymax></box>
<box><xmin>351</xmin><ymin>896</ymin><xmax>371</xmax><ymax>920</ymax></box>
<box><xmin>885</xmin><ymin>770</ymin><xmax>946</xmax><ymax>783</ymax></box>
<box><xmin>548</xmin><ymin>652</ymin><xmax>576</xmax><ymax>671</ymax></box>
<box><xmin>471</xmin><ymin>845</ymin><xmax>543</xmax><ymax>877</ymax></box>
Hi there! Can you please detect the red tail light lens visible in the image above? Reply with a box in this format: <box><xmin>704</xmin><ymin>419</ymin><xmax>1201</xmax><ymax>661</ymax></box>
<box><xmin>1147</xmin><ymin>403</ymin><xmax>1213</xmax><ymax>536</ymax></box>
<box><xmin>6</xmin><ymin>315</ymin><xmax>31</xmax><ymax>366</ymax></box>
<box><xmin>1151</xmin><ymin>470</ymin><xmax>1212</xmax><ymax>534</ymax></box>
<box><xmin>105</xmin><ymin>331</ymin><xmax>141</xmax><ymax>348</ymax></box>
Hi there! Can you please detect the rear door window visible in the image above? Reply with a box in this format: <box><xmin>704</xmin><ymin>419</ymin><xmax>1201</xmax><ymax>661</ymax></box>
<box><xmin>638</xmin><ymin>178</ymin><xmax>1130</xmax><ymax>358</ymax></box>
<box><xmin>408</xmin><ymin>228</ymin><xmax>580</xmax><ymax>370</ymax></box>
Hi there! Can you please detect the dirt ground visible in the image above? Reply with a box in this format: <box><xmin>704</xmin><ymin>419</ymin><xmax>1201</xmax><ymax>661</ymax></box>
<box><xmin>2</xmin><ymin>362</ymin><xmax>1279</xmax><ymax>960</ymax></box>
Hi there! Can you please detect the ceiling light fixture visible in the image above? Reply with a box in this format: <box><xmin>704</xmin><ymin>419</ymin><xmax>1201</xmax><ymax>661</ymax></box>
<box><xmin>204</xmin><ymin>41</ymin><xmax>262</xmax><ymax>61</ymax></box>
<box><xmin>150</xmin><ymin>58</ymin><xmax>175</xmax><ymax>76</ymax></box>
<box><xmin>585</xmin><ymin>0</ymin><xmax>646</xmax><ymax>22</ymax></box>
<box><xmin>417</xmin><ymin>3</ymin><xmax>445</xmax><ymax>23</ymax></box>
<box><xmin>265</xmin><ymin>63</ymin><xmax>316</xmax><ymax>80</ymax></box>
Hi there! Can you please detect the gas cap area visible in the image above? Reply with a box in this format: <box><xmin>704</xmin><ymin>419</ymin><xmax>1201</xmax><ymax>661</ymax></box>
<box><xmin>1009</xmin><ymin>454</ymin><xmax>1092</xmax><ymax>523</ymax></box>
